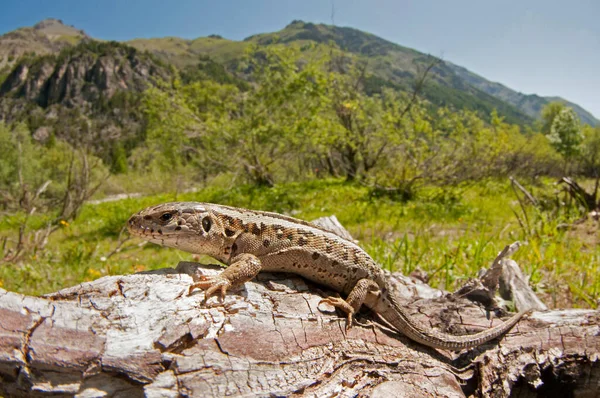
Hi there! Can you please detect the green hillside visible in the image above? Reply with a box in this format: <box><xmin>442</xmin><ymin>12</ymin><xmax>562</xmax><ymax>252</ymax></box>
<box><xmin>447</xmin><ymin>62</ymin><xmax>599</xmax><ymax>126</ymax></box>
<box><xmin>127</xmin><ymin>35</ymin><xmax>249</xmax><ymax>67</ymax></box>
<box><xmin>127</xmin><ymin>20</ymin><xmax>536</xmax><ymax>125</ymax></box>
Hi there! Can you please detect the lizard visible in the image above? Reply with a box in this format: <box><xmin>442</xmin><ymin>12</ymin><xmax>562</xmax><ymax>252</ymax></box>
<box><xmin>127</xmin><ymin>201</ymin><xmax>528</xmax><ymax>350</ymax></box>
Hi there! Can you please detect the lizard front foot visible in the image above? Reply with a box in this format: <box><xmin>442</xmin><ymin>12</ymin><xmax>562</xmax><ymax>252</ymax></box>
<box><xmin>319</xmin><ymin>296</ymin><xmax>355</xmax><ymax>329</ymax></box>
<box><xmin>188</xmin><ymin>253</ymin><xmax>262</xmax><ymax>303</ymax></box>
<box><xmin>188</xmin><ymin>275</ymin><xmax>231</xmax><ymax>302</ymax></box>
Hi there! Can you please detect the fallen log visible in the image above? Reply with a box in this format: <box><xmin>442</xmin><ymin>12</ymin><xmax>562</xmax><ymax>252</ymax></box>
<box><xmin>1</xmin><ymin>261</ymin><xmax>598</xmax><ymax>397</ymax></box>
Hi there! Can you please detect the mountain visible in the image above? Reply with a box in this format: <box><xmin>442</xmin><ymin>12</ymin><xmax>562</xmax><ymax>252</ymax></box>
<box><xmin>0</xmin><ymin>19</ymin><xmax>597</xmax><ymax>128</ymax></box>
<box><xmin>446</xmin><ymin>62</ymin><xmax>599</xmax><ymax>126</ymax></box>
<box><xmin>126</xmin><ymin>21</ymin><xmax>535</xmax><ymax>124</ymax></box>
<box><xmin>0</xmin><ymin>18</ymin><xmax>87</xmax><ymax>72</ymax></box>
<box><xmin>123</xmin><ymin>20</ymin><xmax>597</xmax><ymax>126</ymax></box>
<box><xmin>0</xmin><ymin>39</ymin><xmax>172</xmax><ymax>160</ymax></box>
<box><xmin>1</xmin><ymin>41</ymin><xmax>169</xmax><ymax>108</ymax></box>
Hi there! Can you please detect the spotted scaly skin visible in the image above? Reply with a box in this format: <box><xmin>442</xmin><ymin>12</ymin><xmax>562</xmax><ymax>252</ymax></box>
<box><xmin>127</xmin><ymin>202</ymin><xmax>527</xmax><ymax>350</ymax></box>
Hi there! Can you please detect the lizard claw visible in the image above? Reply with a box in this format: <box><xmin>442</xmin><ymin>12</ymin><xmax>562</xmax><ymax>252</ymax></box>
<box><xmin>319</xmin><ymin>297</ymin><xmax>355</xmax><ymax>330</ymax></box>
<box><xmin>188</xmin><ymin>275</ymin><xmax>231</xmax><ymax>302</ymax></box>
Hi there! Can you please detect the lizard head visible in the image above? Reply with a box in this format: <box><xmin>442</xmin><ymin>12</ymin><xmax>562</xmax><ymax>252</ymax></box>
<box><xmin>127</xmin><ymin>202</ymin><xmax>226</xmax><ymax>256</ymax></box>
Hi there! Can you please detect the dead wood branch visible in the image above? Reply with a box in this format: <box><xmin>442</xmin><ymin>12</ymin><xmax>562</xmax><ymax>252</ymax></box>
<box><xmin>500</xmin><ymin>259</ymin><xmax>548</xmax><ymax>312</ymax></box>
<box><xmin>559</xmin><ymin>177</ymin><xmax>599</xmax><ymax>212</ymax></box>
<box><xmin>509</xmin><ymin>176</ymin><xmax>539</xmax><ymax>206</ymax></box>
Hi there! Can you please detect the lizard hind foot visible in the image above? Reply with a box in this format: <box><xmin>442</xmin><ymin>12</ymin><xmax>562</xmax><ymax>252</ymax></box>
<box><xmin>319</xmin><ymin>296</ymin><xmax>355</xmax><ymax>330</ymax></box>
<box><xmin>188</xmin><ymin>275</ymin><xmax>231</xmax><ymax>302</ymax></box>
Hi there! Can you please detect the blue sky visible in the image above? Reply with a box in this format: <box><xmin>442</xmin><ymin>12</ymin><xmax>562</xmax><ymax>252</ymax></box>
<box><xmin>1</xmin><ymin>0</ymin><xmax>598</xmax><ymax>118</ymax></box>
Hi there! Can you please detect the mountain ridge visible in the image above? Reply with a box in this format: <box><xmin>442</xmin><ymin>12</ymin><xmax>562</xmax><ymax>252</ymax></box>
<box><xmin>0</xmin><ymin>18</ymin><xmax>597</xmax><ymax>126</ymax></box>
<box><xmin>0</xmin><ymin>18</ymin><xmax>87</xmax><ymax>71</ymax></box>
<box><xmin>125</xmin><ymin>19</ymin><xmax>597</xmax><ymax>126</ymax></box>
<box><xmin>446</xmin><ymin>62</ymin><xmax>598</xmax><ymax>126</ymax></box>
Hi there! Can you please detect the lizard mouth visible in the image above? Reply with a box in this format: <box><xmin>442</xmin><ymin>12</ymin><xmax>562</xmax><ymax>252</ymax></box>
<box><xmin>128</xmin><ymin>223</ymin><xmax>162</xmax><ymax>237</ymax></box>
<box><xmin>127</xmin><ymin>215</ymin><xmax>177</xmax><ymax>238</ymax></box>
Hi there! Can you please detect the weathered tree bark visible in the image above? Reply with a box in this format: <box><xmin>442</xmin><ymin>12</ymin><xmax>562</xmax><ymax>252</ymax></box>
<box><xmin>1</xmin><ymin>262</ymin><xmax>598</xmax><ymax>397</ymax></box>
<box><xmin>0</xmin><ymin>222</ymin><xmax>599</xmax><ymax>397</ymax></box>
<box><xmin>456</xmin><ymin>242</ymin><xmax>548</xmax><ymax>313</ymax></box>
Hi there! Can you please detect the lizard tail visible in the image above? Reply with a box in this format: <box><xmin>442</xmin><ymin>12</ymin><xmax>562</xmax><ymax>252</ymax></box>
<box><xmin>380</xmin><ymin>292</ymin><xmax>529</xmax><ymax>350</ymax></box>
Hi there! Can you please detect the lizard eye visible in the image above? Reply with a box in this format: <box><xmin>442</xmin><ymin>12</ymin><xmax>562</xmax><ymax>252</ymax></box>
<box><xmin>202</xmin><ymin>216</ymin><xmax>212</xmax><ymax>232</ymax></box>
<box><xmin>160</xmin><ymin>213</ymin><xmax>172</xmax><ymax>222</ymax></box>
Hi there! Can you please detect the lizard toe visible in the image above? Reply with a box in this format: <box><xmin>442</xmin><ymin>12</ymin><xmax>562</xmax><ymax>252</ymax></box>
<box><xmin>319</xmin><ymin>296</ymin><xmax>355</xmax><ymax>328</ymax></box>
<box><xmin>319</xmin><ymin>297</ymin><xmax>352</xmax><ymax>311</ymax></box>
<box><xmin>345</xmin><ymin>313</ymin><xmax>354</xmax><ymax>330</ymax></box>
<box><xmin>188</xmin><ymin>276</ymin><xmax>232</xmax><ymax>302</ymax></box>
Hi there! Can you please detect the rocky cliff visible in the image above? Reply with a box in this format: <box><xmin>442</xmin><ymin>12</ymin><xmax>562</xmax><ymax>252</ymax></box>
<box><xmin>0</xmin><ymin>41</ymin><xmax>173</xmax><ymax>161</ymax></box>
<box><xmin>1</xmin><ymin>41</ymin><xmax>170</xmax><ymax>109</ymax></box>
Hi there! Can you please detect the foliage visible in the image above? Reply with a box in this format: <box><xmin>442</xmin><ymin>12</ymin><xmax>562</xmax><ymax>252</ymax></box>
<box><xmin>138</xmin><ymin>44</ymin><xmax>326</xmax><ymax>186</ymax></box>
<box><xmin>0</xmin><ymin>122</ymin><xmax>108</xmax><ymax>262</ymax></box>
<box><xmin>124</xmin><ymin>43</ymin><xmax>569</xmax><ymax>194</ymax></box>
<box><xmin>180</xmin><ymin>55</ymin><xmax>249</xmax><ymax>90</ymax></box>
<box><xmin>546</xmin><ymin>107</ymin><xmax>583</xmax><ymax>164</ymax></box>
<box><xmin>541</xmin><ymin>101</ymin><xmax>565</xmax><ymax>134</ymax></box>
<box><xmin>580</xmin><ymin>125</ymin><xmax>600</xmax><ymax>178</ymax></box>
<box><xmin>109</xmin><ymin>142</ymin><xmax>128</xmax><ymax>174</ymax></box>
<box><xmin>0</xmin><ymin>66</ymin><xmax>9</xmax><ymax>87</ymax></box>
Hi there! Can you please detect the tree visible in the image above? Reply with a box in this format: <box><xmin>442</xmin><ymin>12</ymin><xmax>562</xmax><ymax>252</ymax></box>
<box><xmin>540</xmin><ymin>101</ymin><xmax>565</xmax><ymax>135</ymax></box>
<box><xmin>0</xmin><ymin>123</ymin><xmax>107</xmax><ymax>262</ymax></box>
<box><xmin>224</xmin><ymin>44</ymin><xmax>324</xmax><ymax>186</ymax></box>
<box><xmin>581</xmin><ymin>125</ymin><xmax>600</xmax><ymax>176</ymax></box>
<box><xmin>579</xmin><ymin>125</ymin><xmax>600</xmax><ymax>206</ymax></box>
<box><xmin>137</xmin><ymin>45</ymin><xmax>326</xmax><ymax>187</ymax></box>
<box><xmin>545</xmin><ymin>107</ymin><xmax>583</xmax><ymax>169</ymax></box>
<box><xmin>316</xmin><ymin>52</ymin><xmax>440</xmax><ymax>183</ymax></box>
<box><xmin>319</xmin><ymin>59</ymin><xmax>387</xmax><ymax>181</ymax></box>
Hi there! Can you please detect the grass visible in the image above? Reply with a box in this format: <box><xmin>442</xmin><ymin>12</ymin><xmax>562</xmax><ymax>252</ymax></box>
<box><xmin>125</xmin><ymin>36</ymin><xmax>250</xmax><ymax>67</ymax></box>
<box><xmin>0</xmin><ymin>178</ymin><xmax>598</xmax><ymax>309</ymax></box>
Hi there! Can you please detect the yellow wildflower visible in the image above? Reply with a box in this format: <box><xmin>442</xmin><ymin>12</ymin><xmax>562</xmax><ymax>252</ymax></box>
<box><xmin>133</xmin><ymin>264</ymin><xmax>146</xmax><ymax>272</ymax></box>
<box><xmin>87</xmin><ymin>268</ymin><xmax>102</xmax><ymax>279</ymax></box>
